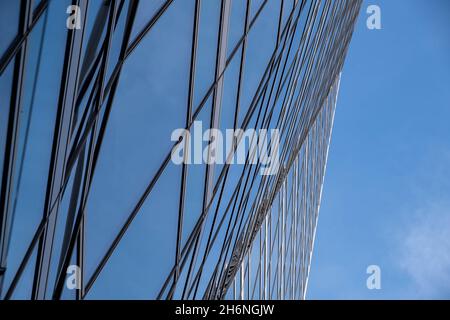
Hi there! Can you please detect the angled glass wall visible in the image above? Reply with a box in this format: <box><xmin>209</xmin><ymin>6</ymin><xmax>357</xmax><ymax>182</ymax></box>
<box><xmin>0</xmin><ymin>0</ymin><xmax>361</xmax><ymax>300</ymax></box>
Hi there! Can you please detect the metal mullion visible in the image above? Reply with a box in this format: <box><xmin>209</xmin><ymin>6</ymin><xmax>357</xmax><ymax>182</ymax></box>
<box><xmin>62</xmin><ymin>0</ymin><xmax>138</xmax><ymax>181</ymax></box>
<box><xmin>51</xmin><ymin>0</ymin><xmax>125</xmax><ymax>299</ymax></box>
<box><xmin>276</xmin><ymin>0</ymin><xmax>324</xmax><ymax>152</ymax></box>
<box><xmin>281</xmin><ymin>5</ymin><xmax>349</xmax><ymax>173</ymax></box>
<box><xmin>232</xmin><ymin>0</ymin><xmax>251</xmax><ymax>132</ymax></box>
<box><xmin>216</xmin><ymin>2</ymin><xmax>298</xmax><ymax>242</ymax></box>
<box><xmin>32</xmin><ymin>0</ymin><xmax>90</xmax><ymax>300</ymax></box>
<box><xmin>191</xmin><ymin>166</ymin><xmax>234</xmax><ymax>299</ymax></box>
<box><xmin>63</xmin><ymin>1</ymin><xmax>138</xmax><ymax>185</ymax></box>
<box><xmin>259</xmin><ymin>222</ymin><xmax>263</xmax><ymax>298</ymax></box>
<box><xmin>78</xmin><ymin>0</ymin><xmax>139</xmax><ymax>185</ymax></box>
<box><xmin>276</xmin><ymin>5</ymin><xmax>332</xmax><ymax>185</ymax></box>
<box><xmin>277</xmin><ymin>0</ymin><xmax>284</xmax><ymax>45</ymax></box>
<box><xmin>198</xmin><ymin>164</ymin><xmax>248</xmax><ymax>299</ymax></box>
<box><xmin>76</xmin><ymin>1</ymin><xmax>123</xmax><ymax>301</ymax></box>
<box><xmin>232</xmin><ymin>6</ymin><xmax>302</xmax><ymax>228</ymax></box>
<box><xmin>214</xmin><ymin>5</ymin><xmax>305</xmax><ymax>295</ymax></box>
<box><xmin>211</xmin><ymin>100</ymin><xmax>271</xmax><ymax>297</ymax></box>
<box><xmin>284</xmin><ymin>0</ymin><xmax>338</xmax><ymax>146</ymax></box>
<box><xmin>160</xmin><ymin>157</ymin><xmax>246</xmax><ymax>299</ymax></box>
<box><xmin>197</xmin><ymin>95</ymin><xmax>274</xmax><ymax>298</ymax></box>
<box><xmin>190</xmin><ymin>0</ymin><xmax>270</xmax><ymax>123</ymax></box>
<box><xmin>181</xmin><ymin>0</ymin><xmax>232</xmax><ymax>299</ymax></box>
<box><xmin>170</xmin><ymin>0</ymin><xmax>201</xmax><ymax>300</ymax></box>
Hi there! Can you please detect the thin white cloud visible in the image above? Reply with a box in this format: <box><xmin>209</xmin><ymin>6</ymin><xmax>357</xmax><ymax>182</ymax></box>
<box><xmin>398</xmin><ymin>202</ymin><xmax>450</xmax><ymax>299</ymax></box>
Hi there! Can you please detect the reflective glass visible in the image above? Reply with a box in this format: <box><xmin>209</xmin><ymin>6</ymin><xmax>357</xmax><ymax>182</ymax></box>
<box><xmin>0</xmin><ymin>0</ymin><xmax>359</xmax><ymax>300</ymax></box>
<box><xmin>86</xmin><ymin>162</ymin><xmax>181</xmax><ymax>299</ymax></box>
<box><xmin>79</xmin><ymin>1</ymin><xmax>108</xmax><ymax>83</ymax></box>
<box><xmin>214</xmin><ymin>46</ymin><xmax>242</xmax><ymax>187</ymax></box>
<box><xmin>84</xmin><ymin>0</ymin><xmax>195</xmax><ymax>284</ymax></box>
<box><xmin>0</xmin><ymin>1</ymin><xmax>20</xmax><ymax>57</ymax></box>
<box><xmin>8</xmin><ymin>247</ymin><xmax>37</xmax><ymax>300</ymax></box>
<box><xmin>181</xmin><ymin>95</ymin><xmax>212</xmax><ymax>247</ymax></box>
<box><xmin>2</xmin><ymin>0</ymin><xmax>70</xmax><ymax>293</ymax></box>
<box><xmin>193</xmin><ymin>0</ymin><xmax>221</xmax><ymax>108</ymax></box>
<box><xmin>239</xmin><ymin>0</ymin><xmax>279</xmax><ymax>126</ymax></box>
<box><xmin>226</xmin><ymin>0</ymin><xmax>246</xmax><ymax>58</ymax></box>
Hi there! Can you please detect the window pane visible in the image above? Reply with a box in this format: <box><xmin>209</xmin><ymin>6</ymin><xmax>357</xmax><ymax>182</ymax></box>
<box><xmin>226</xmin><ymin>0</ymin><xmax>246</xmax><ymax>58</ymax></box>
<box><xmin>193</xmin><ymin>0</ymin><xmax>221</xmax><ymax>107</ymax></box>
<box><xmin>181</xmin><ymin>95</ymin><xmax>212</xmax><ymax>247</ymax></box>
<box><xmin>0</xmin><ymin>1</ymin><xmax>21</xmax><ymax>57</ymax></box>
<box><xmin>129</xmin><ymin>0</ymin><xmax>166</xmax><ymax>44</ymax></box>
<box><xmin>86</xmin><ymin>162</ymin><xmax>181</xmax><ymax>299</ymax></box>
<box><xmin>2</xmin><ymin>0</ymin><xmax>70</xmax><ymax>293</ymax></box>
<box><xmin>84</xmin><ymin>0</ymin><xmax>195</xmax><ymax>285</ymax></box>
<box><xmin>7</xmin><ymin>247</ymin><xmax>38</xmax><ymax>300</ymax></box>
<box><xmin>239</xmin><ymin>0</ymin><xmax>279</xmax><ymax>126</ymax></box>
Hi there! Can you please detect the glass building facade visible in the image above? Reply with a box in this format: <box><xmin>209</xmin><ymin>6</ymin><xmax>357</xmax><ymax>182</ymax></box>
<box><xmin>0</xmin><ymin>0</ymin><xmax>361</xmax><ymax>299</ymax></box>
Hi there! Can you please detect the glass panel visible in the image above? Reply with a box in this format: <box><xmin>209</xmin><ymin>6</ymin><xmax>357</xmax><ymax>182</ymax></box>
<box><xmin>226</xmin><ymin>0</ymin><xmax>246</xmax><ymax>58</ymax></box>
<box><xmin>249</xmin><ymin>230</ymin><xmax>260</xmax><ymax>298</ymax></box>
<box><xmin>282</xmin><ymin>0</ymin><xmax>295</xmax><ymax>31</ymax></box>
<box><xmin>8</xmin><ymin>246</ymin><xmax>37</xmax><ymax>300</ymax></box>
<box><xmin>32</xmin><ymin>0</ymin><xmax>43</xmax><ymax>13</ymax></box>
<box><xmin>84</xmin><ymin>0</ymin><xmax>194</xmax><ymax>284</ymax></box>
<box><xmin>2</xmin><ymin>0</ymin><xmax>70</xmax><ymax>294</ymax></box>
<box><xmin>214</xmin><ymin>46</ymin><xmax>242</xmax><ymax>186</ymax></box>
<box><xmin>181</xmin><ymin>95</ymin><xmax>212</xmax><ymax>247</ymax></box>
<box><xmin>129</xmin><ymin>0</ymin><xmax>166</xmax><ymax>44</ymax></box>
<box><xmin>85</xmin><ymin>162</ymin><xmax>181</xmax><ymax>299</ymax></box>
<box><xmin>250</xmin><ymin>0</ymin><xmax>265</xmax><ymax>20</ymax></box>
<box><xmin>172</xmin><ymin>253</ymin><xmax>193</xmax><ymax>299</ymax></box>
<box><xmin>185</xmin><ymin>189</ymin><xmax>221</xmax><ymax>299</ymax></box>
<box><xmin>193</xmin><ymin>0</ymin><xmax>221</xmax><ymax>108</ymax></box>
<box><xmin>45</xmin><ymin>140</ymin><xmax>90</xmax><ymax>299</ymax></box>
<box><xmin>79</xmin><ymin>1</ymin><xmax>108</xmax><ymax>84</ymax></box>
<box><xmin>0</xmin><ymin>1</ymin><xmax>21</xmax><ymax>57</ymax></box>
<box><xmin>104</xmin><ymin>3</ymin><xmax>128</xmax><ymax>84</ymax></box>
<box><xmin>239</xmin><ymin>0</ymin><xmax>279</xmax><ymax>126</ymax></box>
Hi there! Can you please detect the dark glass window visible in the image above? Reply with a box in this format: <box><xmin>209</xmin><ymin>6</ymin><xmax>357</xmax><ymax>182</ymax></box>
<box><xmin>0</xmin><ymin>1</ymin><xmax>20</xmax><ymax>57</ymax></box>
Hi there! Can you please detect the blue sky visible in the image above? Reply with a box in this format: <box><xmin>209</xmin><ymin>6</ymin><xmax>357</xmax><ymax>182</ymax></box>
<box><xmin>308</xmin><ymin>0</ymin><xmax>450</xmax><ymax>299</ymax></box>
